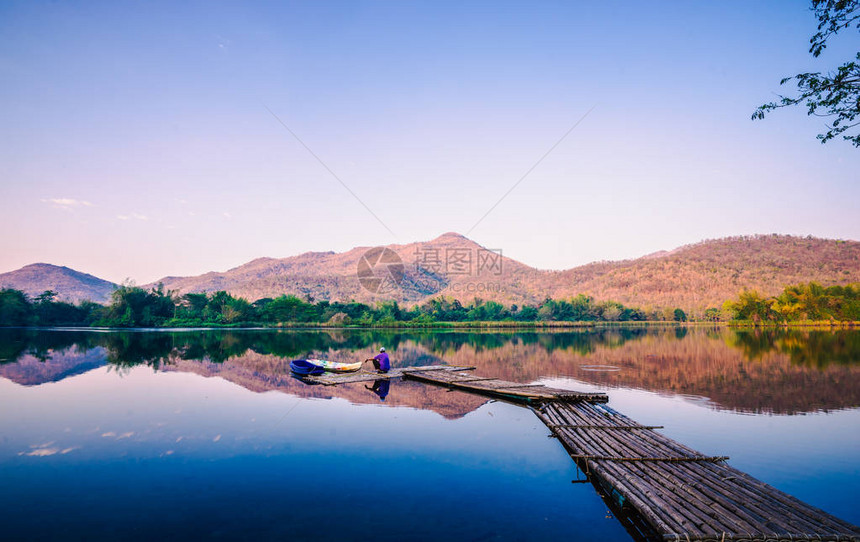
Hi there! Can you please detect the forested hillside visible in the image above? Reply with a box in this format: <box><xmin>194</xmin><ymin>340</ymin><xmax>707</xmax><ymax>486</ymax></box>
<box><xmin>3</xmin><ymin>234</ymin><xmax>858</xmax><ymax>317</ymax></box>
<box><xmin>547</xmin><ymin>235</ymin><xmax>859</xmax><ymax>316</ymax></box>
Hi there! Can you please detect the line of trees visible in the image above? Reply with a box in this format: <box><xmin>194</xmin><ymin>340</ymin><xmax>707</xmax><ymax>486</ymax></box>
<box><xmin>723</xmin><ymin>282</ymin><xmax>860</xmax><ymax>323</ymax></box>
<box><xmin>0</xmin><ymin>289</ymin><xmax>102</xmax><ymax>327</ymax></box>
<box><xmin>3</xmin><ymin>281</ymin><xmax>857</xmax><ymax>328</ymax></box>
<box><xmin>0</xmin><ymin>285</ymin><xmax>676</xmax><ymax>327</ymax></box>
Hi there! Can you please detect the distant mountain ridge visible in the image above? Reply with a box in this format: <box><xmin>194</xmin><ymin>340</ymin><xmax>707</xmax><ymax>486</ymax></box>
<box><xmin>148</xmin><ymin>232</ymin><xmax>539</xmax><ymax>305</ymax></box>
<box><xmin>543</xmin><ymin>235</ymin><xmax>860</xmax><ymax>315</ymax></box>
<box><xmin>0</xmin><ymin>263</ymin><xmax>117</xmax><ymax>304</ymax></box>
<box><xmin>3</xmin><ymin>233</ymin><xmax>859</xmax><ymax>316</ymax></box>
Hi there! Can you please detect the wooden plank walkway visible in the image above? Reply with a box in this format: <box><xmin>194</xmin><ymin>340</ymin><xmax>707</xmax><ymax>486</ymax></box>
<box><xmin>402</xmin><ymin>368</ymin><xmax>609</xmax><ymax>404</ymax></box>
<box><xmin>299</xmin><ymin>365</ymin><xmax>473</xmax><ymax>386</ymax></box>
<box><xmin>293</xmin><ymin>363</ymin><xmax>860</xmax><ymax>541</ymax></box>
<box><xmin>534</xmin><ymin>401</ymin><xmax>860</xmax><ymax>542</ymax></box>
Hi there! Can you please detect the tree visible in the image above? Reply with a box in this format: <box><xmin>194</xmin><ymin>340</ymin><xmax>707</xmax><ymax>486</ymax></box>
<box><xmin>724</xmin><ymin>289</ymin><xmax>778</xmax><ymax>322</ymax></box>
<box><xmin>263</xmin><ymin>295</ymin><xmax>315</xmax><ymax>323</ymax></box>
<box><xmin>34</xmin><ymin>297</ymin><xmax>85</xmax><ymax>326</ymax></box>
<box><xmin>0</xmin><ymin>289</ymin><xmax>33</xmax><ymax>326</ymax></box>
<box><xmin>179</xmin><ymin>293</ymin><xmax>209</xmax><ymax>321</ymax></box>
<box><xmin>35</xmin><ymin>290</ymin><xmax>58</xmax><ymax>304</ymax></box>
<box><xmin>753</xmin><ymin>0</ymin><xmax>860</xmax><ymax>146</ymax></box>
<box><xmin>516</xmin><ymin>306</ymin><xmax>539</xmax><ymax>321</ymax></box>
<box><xmin>703</xmin><ymin>307</ymin><xmax>723</xmax><ymax>322</ymax></box>
<box><xmin>100</xmin><ymin>283</ymin><xmax>175</xmax><ymax>327</ymax></box>
<box><xmin>673</xmin><ymin>308</ymin><xmax>688</xmax><ymax>322</ymax></box>
<box><xmin>602</xmin><ymin>304</ymin><xmax>622</xmax><ymax>322</ymax></box>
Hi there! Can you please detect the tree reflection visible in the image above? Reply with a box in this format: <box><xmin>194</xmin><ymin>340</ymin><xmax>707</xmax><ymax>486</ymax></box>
<box><xmin>728</xmin><ymin>329</ymin><xmax>860</xmax><ymax>368</ymax></box>
<box><xmin>1</xmin><ymin>326</ymin><xmax>858</xmax><ymax>414</ymax></box>
<box><xmin>0</xmin><ymin>329</ymin><xmax>100</xmax><ymax>363</ymax></box>
<box><xmin>2</xmin><ymin>327</ymin><xmax>857</xmax><ymax>370</ymax></box>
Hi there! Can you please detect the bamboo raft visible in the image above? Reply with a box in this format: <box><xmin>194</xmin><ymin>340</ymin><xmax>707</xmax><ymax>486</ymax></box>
<box><xmin>300</xmin><ymin>365</ymin><xmax>474</xmax><ymax>385</ymax></box>
<box><xmin>296</xmin><ymin>364</ymin><xmax>860</xmax><ymax>541</ymax></box>
<box><xmin>535</xmin><ymin>402</ymin><xmax>860</xmax><ymax>541</ymax></box>
<box><xmin>402</xmin><ymin>368</ymin><xmax>609</xmax><ymax>404</ymax></box>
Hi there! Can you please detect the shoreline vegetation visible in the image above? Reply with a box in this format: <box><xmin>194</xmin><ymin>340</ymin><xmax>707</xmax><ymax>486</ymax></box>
<box><xmin>1</xmin><ymin>281</ymin><xmax>857</xmax><ymax>330</ymax></box>
<box><xmin>4</xmin><ymin>321</ymin><xmax>857</xmax><ymax>332</ymax></box>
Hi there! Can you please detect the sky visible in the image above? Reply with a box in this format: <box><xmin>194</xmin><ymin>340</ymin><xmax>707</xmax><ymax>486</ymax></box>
<box><xmin>1</xmin><ymin>0</ymin><xmax>858</xmax><ymax>284</ymax></box>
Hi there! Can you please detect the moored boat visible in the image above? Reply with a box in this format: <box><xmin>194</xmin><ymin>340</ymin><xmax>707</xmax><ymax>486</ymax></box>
<box><xmin>290</xmin><ymin>358</ymin><xmax>362</xmax><ymax>374</ymax></box>
<box><xmin>290</xmin><ymin>359</ymin><xmax>326</xmax><ymax>375</ymax></box>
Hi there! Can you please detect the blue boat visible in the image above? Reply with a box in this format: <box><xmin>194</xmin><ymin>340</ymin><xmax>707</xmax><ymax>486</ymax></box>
<box><xmin>290</xmin><ymin>359</ymin><xmax>325</xmax><ymax>375</ymax></box>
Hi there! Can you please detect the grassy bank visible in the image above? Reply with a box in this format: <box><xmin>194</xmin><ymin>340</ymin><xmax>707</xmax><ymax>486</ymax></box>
<box><xmin>726</xmin><ymin>320</ymin><xmax>859</xmax><ymax>329</ymax></box>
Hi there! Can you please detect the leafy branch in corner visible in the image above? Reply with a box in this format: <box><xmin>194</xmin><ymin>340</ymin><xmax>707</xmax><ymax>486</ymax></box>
<box><xmin>753</xmin><ymin>0</ymin><xmax>860</xmax><ymax>146</ymax></box>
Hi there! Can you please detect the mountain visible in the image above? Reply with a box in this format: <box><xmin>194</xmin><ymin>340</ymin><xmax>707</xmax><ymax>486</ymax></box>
<box><xmin>0</xmin><ymin>263</ymin><xmax>117</xmax><ymax>304</ymax></box>
<box><xmin>544</xmin><ymin>235</ymin><xmax>860</xmax><ymax>314</ymax></box>
<box><xmin>149</xmin><ymin>233</ymin><xmax>860</xmax><ymax>315</ymax></box>
<box><xmin>149</xmin><ymin>232</ymin><xmax>543</xmax><ymax>306</ymax></box>
<box><xmin>4</xmin><ymin>233</ymin><xmax>859</xmax><ymax>315</ymax></box>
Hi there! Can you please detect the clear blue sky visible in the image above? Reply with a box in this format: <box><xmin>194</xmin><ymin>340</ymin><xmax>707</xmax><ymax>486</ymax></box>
<box><xmin>1</xmin><ymin>1</ymin><xmax>858</xmax><ymax>283</ymax></box>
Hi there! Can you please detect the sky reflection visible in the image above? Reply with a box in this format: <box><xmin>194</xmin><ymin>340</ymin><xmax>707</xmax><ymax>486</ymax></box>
<box><xmin>1</xmin><ymin>328</ymin><xmax>858</xmax><ymax>540</ymax></box>
<box><xmin>0</xmin><ymin>365</ymin><xmax>629</xmax><ymax>541</ymax></box>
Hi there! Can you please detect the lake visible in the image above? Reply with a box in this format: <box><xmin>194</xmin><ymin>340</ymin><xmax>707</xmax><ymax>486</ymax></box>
<box><xmin>1</xmin><ymin>327</ymin><xmax>858</xmax><ymax>541</ymax></box>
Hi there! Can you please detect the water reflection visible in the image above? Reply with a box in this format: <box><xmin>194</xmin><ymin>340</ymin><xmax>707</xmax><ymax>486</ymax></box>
<box><xmin>365</xmin><ymin>379</ymin><xmax>390</xmax><ymax>401</ymax></box>
<box><xmin>1</xmin><ymin>327</ymin><xmax>859</xmax><ymax>540</ymax></box>
<box><xmin>0</xmin><ymin>327</ymin><xmax>858</xmax><ymax>415</ymax></box>
<box><xmin>730</xmin><ymin>328</ymin><xmax>860</xmax><ymax>367</ymax></box>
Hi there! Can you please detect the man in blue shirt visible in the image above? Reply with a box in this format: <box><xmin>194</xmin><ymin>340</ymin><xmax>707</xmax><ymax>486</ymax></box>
<box><xmin>364</xmin><ymin>347</ymin><xmax>390</xmax><ymax>373</ymax></box>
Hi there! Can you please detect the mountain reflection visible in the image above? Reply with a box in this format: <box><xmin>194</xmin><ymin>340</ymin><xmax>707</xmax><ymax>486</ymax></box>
<box><xmin>0</xmin><ymin>327</ymin><xmax>858</xmax><ymax>415</ymax></box>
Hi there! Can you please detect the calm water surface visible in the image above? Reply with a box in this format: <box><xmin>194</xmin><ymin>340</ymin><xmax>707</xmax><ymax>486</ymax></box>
<box><xmin>1</xmin><ymin>327</ymin><xmax>858</xmax><ymax>541</ymax></box>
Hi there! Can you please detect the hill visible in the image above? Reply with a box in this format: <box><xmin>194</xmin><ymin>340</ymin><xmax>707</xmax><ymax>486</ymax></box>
<box><xmin>3</xmin><ymin>234</ymin><xmax>858</xmax><ymax>316</ymax></box>
<box><xmin>149</xmin><ymin>233</ymin><xmax>860</xmax><ymax>316</ymax></box>
<box><xmin>0</xmin><ymin>263</ymin><xmax>117</xmax><ymax>304</ymax></box>
<box><xmin>545</xmin><ymin>235</ymin><xmax>860</xmax><ymax>315</ymax></box>
<box><xmin>149</xmin><ymin>232</ymin><xmax>542</xmax><ymax>305</ymax></box>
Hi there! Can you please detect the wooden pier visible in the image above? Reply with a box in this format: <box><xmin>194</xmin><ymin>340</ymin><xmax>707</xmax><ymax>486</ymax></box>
<box><xmin>299</xmin><ymin>365</ymin><xmax>860</xmax><ymax>541</ymax></box>
<box><xmin>300</xmin><ymin>365</ymin><xmax>474</xmax><ymax>385</ymax></box>
<box><xmin>536</xmin><ymin>401</ymin><xmax>860</xmax><ymax>541</ymax></box>
<box><xmin>402</xmin><ymin>367</ymin><xmax>608</xmax><ymax>404</ymax></box>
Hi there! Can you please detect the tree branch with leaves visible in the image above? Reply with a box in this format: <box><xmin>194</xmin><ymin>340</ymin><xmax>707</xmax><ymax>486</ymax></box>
<box><xmin>753</xmin><ymin>0</ymin><xmax>860</xmax><ymax>146</ymax></box>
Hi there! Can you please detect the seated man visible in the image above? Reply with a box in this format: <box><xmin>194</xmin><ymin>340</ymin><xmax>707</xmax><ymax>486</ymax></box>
<box><xmin>364</xmin><ymin>347</ymin><xmax>390</xmax><ymax>373</ymax></box>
